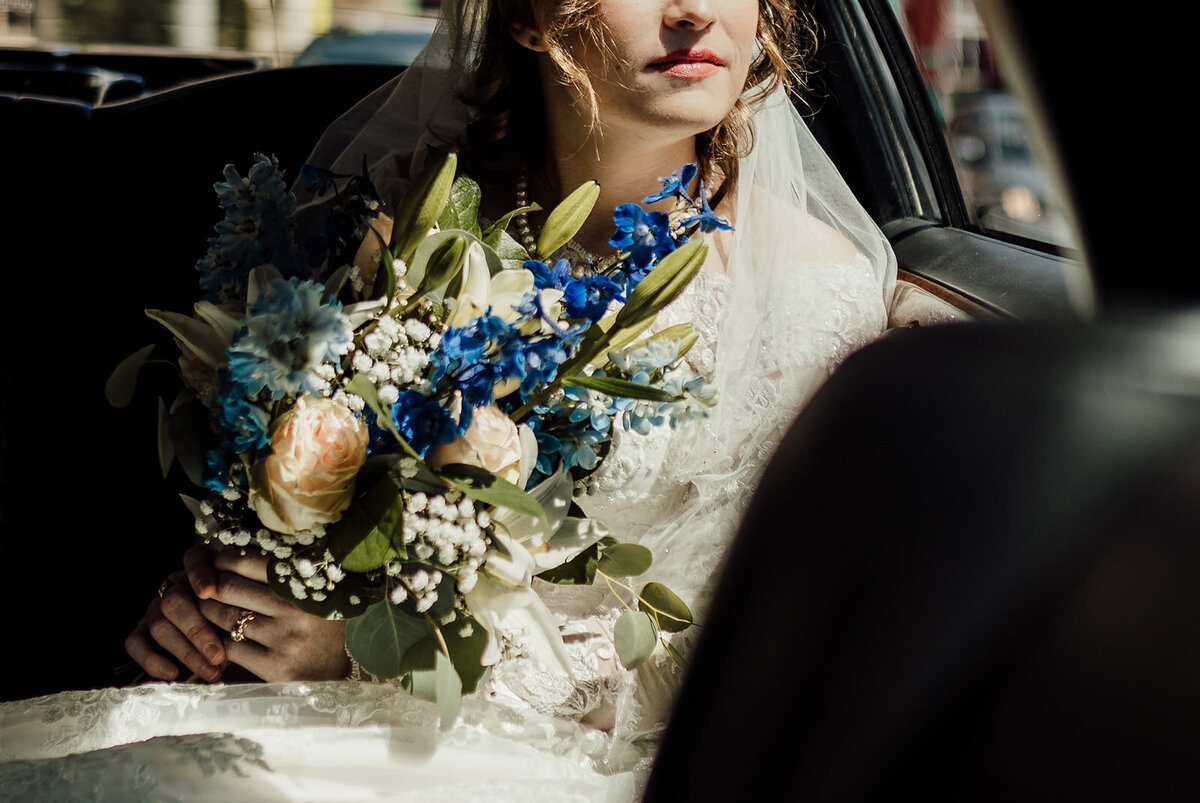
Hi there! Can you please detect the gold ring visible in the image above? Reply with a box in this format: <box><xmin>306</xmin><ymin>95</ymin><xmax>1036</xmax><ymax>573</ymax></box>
<box><xmin>230</xmin><ymin>610</ymin><xmax>256</xmax><ymax>643</ymax></box>
<box><xmin>156</xmin><ymin>579</ymin><xmax>174</xmax><ymax>598</ymax></box>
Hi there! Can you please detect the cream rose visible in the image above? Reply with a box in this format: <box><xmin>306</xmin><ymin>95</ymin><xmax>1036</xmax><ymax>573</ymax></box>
<box><xmin>427</xmin><ymin>404</ymin><xmax>536</xmax><ymax>487</ymax></box>
<box><xmin>249</xmin><ymin>395</ymin><xmax>370</xmax><ymax>534</ymax></box>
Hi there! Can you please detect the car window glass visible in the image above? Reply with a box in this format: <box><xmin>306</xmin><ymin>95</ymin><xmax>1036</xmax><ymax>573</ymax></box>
<box><xmin>893</xmin><ymin>0</ymin><xmax>1076</xmax><ymax>249</ymax></box>
<box><xmin>6</xmin><ymin>0</ymin><xmax>437</xmax><ymax>67</ymax></box>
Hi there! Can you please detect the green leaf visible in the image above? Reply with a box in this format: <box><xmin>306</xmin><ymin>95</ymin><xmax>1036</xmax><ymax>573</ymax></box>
<box><xmin>662</xmin><ymin>638</ymin><xmax>686</xmax><ymax>670</ymax></box>
<box><xmin>437</xmin><ymin>175</ymin><xmax>483</xmax><ymax>238</ymax></box>
<box><xmin>638</xmin><ymin>582</ymin><xmax>694</xmax><ymax>633</ymax></box>
<box><xmin>390</xmin><ymin>151</ymin><xmax>458</xmax><ymax>265</ymax></box>
<box><xmin>166</xmin><ymin>394</ymin><xmax>213</xmax><ymax>488</ymax></box>
<box><xmin>615</xmin><ymin>239</ymin><xmax>708</xmax><ymax>330</ymax></box>
<box><xmin>493</xmin><ymin>229</ymin><xmax>533</xmax><ymax>273</ymax></box>
<box><xmin>564</xmin><ymin>375</ymin><xmax>681</xmax><ymax>403</ymax></box>
<box><xmin>535</xmin><ymin>541</ymin><xmax>599</xmax><ymax>585</ymax></box>
<box><xmin>440</xmin><ymin>463</ymin><xmax>545</xmax><ymax>520</ymax></box>
<box><xmin>339</xmin><ymin>526</ymin><xmax>398</xmax><ymax>572</ymax></box>
<box><xmin>399</xmin><ymin>613</ymin><xmax>491</xmax><ymax>694</ymax></box>
<box><xmin>596</xmin><ymin>542</ymin><xmax>653</xmax><ymax>577</ymax></box>
<box><xmin>537</xmin><ymin>180</ymin><xmax>600</xmax><ymax>258</ymax></box>
<box><xmin>613</xmin><ymin>610</ymin><xmax>657</xmax><ymax>670</ymax></box>
<box><xmin>105</xmin><ymin>344</ymin><xmax>155</xmax><ymax>408</ymax></box>
<box><xmin>345</xmin><ymin>374</ymin><xmax>420</xmax><ymax>459</ymax></box>
<box><xmin>327</xmin><ymin>476</ymin><xmax>406</xmax><ymax>571</ymax></box>
<box><xmin>482</xmin><ymin>204</ymin><xmax>540</xmax><ymax>247</ymax></box>
<box><xmin>345</xmin><ymin>600</ymin><xmax>429</xmax><ymax>679</ymax></box>
<box><xmin>366</xmin><ymin>223</ymin><xmax>396</xmax><ymax>302</ymax></box>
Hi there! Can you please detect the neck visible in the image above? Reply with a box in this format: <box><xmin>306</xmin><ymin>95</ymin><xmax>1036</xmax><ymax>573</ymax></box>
<box><xmin>536</xmin><ymin>77</ymin><xmax>699</xmax><ymax>255</ymax></box>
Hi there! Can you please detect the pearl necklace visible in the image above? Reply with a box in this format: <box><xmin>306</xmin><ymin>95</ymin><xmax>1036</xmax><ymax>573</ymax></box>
<box><xmin>513</xmin><ymin>174</ymin><xmax>538</xmax><ymax>257</ymax></box>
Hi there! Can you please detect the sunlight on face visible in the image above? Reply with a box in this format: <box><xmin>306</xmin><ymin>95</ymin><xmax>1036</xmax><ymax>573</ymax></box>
<box><xmin>576</xmin><ymin>0</ymin><xmax>759</xmax><ymax>142</ymax></box>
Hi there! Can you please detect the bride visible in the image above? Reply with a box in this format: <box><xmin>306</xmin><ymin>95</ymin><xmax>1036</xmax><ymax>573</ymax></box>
<box><xmin>0</xmin><ymin>0</ymin><xmax>895</xmax><ymax>798</ymax></box>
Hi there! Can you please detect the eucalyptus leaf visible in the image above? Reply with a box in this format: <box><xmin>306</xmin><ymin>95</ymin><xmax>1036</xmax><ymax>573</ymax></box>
<box><xmin>638</xmin><ymin>582</ymin><xmax>694</xmax><ymax>633</ymax></box>
<box><xmin>613</xmin><ymin>610</ymin><xmax>657</xmax><ymax>670</ymax></box>
<box><xmin>166</xmin><ymin>394</ymin><xmax>212</xmax><ymax>488</ymax></box>
<box><xmin>534</xmin><ymin>541</ymin><xmax>599</xmax><ymax>585</ymax></box>
<box><xmin>537</xmin><ymin>180</ymin><xmax>600</xmax><ymax>258</ymax></box>
<box><xmin>345</xmin><ymin>600</ymin><xmax>430</xmax><ymax>679</ymax></box>
<box><xmin>662</xmin><ymin>638</ymin><xmax>686</xmax><ymax>670</ymax></box>
<box><xmin>105</xmin><ymin>344</ymin><xmax>155</xmax><ymax>408</ymax></box>
<box><xmin>440</xmin><ymin>463</ymin><xmax>546</xmax><ymax>521</ymax></box>
<box><xmin>398</xmin><ymin>613</ymin><xmax>490</xmax><ymax>694</ymax></box>
<box><xmin>341</xmin><ymin>527</ymin><xmax>399</xmax><ymax>572</ymax></box>
<box><xmin>596</xmin><ymin>542</ymin><xmax>653</xmax><ymax>577</ymax></box>
<box><xmin>390</xmin><ymin>151</ymin><xmax>457</xmax><ymax>265</ymax></box>
<box><xmin>564</xmin><ymin>375</ymin><xmax>681</xmax><ymax>403</ymax></box>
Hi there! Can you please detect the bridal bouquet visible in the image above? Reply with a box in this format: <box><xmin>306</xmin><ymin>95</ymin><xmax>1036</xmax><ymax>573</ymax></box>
<box><xmin>109</xmin><ymin>152</ymin><xmax>723</xmax><ymax>717</ymax></box>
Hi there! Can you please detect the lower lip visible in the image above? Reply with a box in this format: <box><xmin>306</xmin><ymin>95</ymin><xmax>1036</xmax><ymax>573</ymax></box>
<box><xmin>649</xmin><ymin>61</ymin><xmax>720</xmax><ymax>79</ymax></box>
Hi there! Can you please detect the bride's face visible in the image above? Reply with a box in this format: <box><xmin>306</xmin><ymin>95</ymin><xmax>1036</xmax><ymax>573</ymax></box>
<box><xmin>573</xmin><ymin>0</ymin><xmax>759</xmax><ymax>140</ymax></box>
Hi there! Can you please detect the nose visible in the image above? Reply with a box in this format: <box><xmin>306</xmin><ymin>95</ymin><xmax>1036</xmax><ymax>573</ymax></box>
<box><xmin>664</xmin><ymin>0</ymin><xmax>715</xmax><ymax>30</ymax></box>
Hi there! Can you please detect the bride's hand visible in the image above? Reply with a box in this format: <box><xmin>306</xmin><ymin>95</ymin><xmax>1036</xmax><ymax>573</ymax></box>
<box><xmin>124</xmin><ymin>550</ymin><xmax>228</xmax><ymax>682</ymax></box>
<box><xmin>198</xmin><ymin>551</ymin><xmax>350</xmax><ymax>682</ymax></box>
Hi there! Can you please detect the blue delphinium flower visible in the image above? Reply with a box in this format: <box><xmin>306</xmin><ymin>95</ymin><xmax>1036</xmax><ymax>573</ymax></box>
<box><xmin>526</xmin><ymin>258</ymin><xmax>572</xmax><ymax>291</ymax></box>
<box><xmin>213</xmin><ymin>367</ymin><xmax>272</xmax><ymax>453</ymax></box>
<box><xmin>680</xmin><ymin>181</ymin><xmax>734</xmax><ymax>234</ymax></box>
<box><xmin>197</xmin><ymin>154</ymin><xmax>305</xmax><ymax>302</ymax></box>
<box><xmin>643</xmin><ymin>162</ymin><xmax>698</xmax><ymax>205</ymax></box>
<box><xmin>390</xmin><ymin>390</ymin><xmax>458</xmax><ymax>456</ymax></box>
<box><xmin>562</xmin><ymin>274</ymin><xmax>624</xmax><ymax>323</ymax></box>
<box><xmin>226</xmin><ymin>277</ymin><xmax>353</xmax><ymax>400</ymax></box>
<box><xmin>609</xmin><ymin>204</ymin><xmax>676</xmax><ymax>272</ymax></box>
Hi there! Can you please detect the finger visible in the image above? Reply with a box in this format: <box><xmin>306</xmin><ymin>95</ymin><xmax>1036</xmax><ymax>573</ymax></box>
<box><xmin>222</xmin><ymin>637</ymin><xmax>277</xmax><ymax>682</ymax></box>
<box><xmin>144</xmin><ymin>609</ymin><xmax>222</xmax><ymax>682</ymax></box>
<box><xmin>184</xmin><ymin>546</ymin><xmax>219</xmax><ymax>599</ymax></box>
<box><xmin>199</xmin><ymin>598</ymin><xmax>278</xmax><ymax>648</ymax></box>
<box><xmin>210</xmin><ymin>570</ymin><xmax>290</xmax><ymax>617</ymax></box>
<box><xmin>125</xmin><ymin>617</ymin><xmax>180</xmax><ymax>682</ymax></box>
<box><xmin>159</xmin><ymin>586</ymin><xmax>226</xmax><ymax>666</ymax></box>
<box><xmin>213</xmin><ymin>551</ymin><xmax>270</xmax><ymax>584</ymax></box>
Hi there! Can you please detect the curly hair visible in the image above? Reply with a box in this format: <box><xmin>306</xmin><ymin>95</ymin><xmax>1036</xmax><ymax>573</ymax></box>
<box><xmin>457</xmin><ymin>0</ymin><xmax>818</xmax><ymax>208</ymax></box>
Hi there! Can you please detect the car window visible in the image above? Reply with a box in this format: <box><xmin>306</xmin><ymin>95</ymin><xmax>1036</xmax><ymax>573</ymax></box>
<box><xmin>4</xmin><ymin>0</ymin><xmax>436</xmax><ymax>69</ymax></box>
<box><xmin>893</xmin><ymin>0</ymin><xmax>1076</xmax><ymax>250</ymax></box>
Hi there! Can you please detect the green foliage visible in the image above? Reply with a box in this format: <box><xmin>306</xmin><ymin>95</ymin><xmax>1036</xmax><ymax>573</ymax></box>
<box><xmin>345</xmin><ymin>374</ymin><xmax>421</xmax><ymax>459</ymax></box>
<box><xmin>638</xmin><ymin>582</ymin><xmax>694</xmax><ymax>633</ymax></box>
<box><xmin>390</xmin><ymin>152</ymin><xmax>458</xmax><ymax>265</ymax></box>
<box><xmin>614</xmin><ymin>610</ymin><xmax>657</xmax><ymax>670</ymax></box>
<box><xmin>437</xmin><ymin>175</ymin><xmax>483</xmax><ymax>238</ymax></box>
<box><xmin>537</xmin><ymin>181</ymin><xmax>600</xmax><ymax>258</ymax></box>
<box><xmin>440</xmin><ymin>463</ymin><xmax>545</xmax><ymax>520</ymax></box>
<box><xmin>564</xmin><ymin>375</ymin><xmax>681</xmax><ymax>403</ymax></box>
<box><xmin>105</xmin><ymin>344</ymin><xmax>154</xmax><ymax>408</ymax></box>
<box><xmin>596</xmin><ymin>542</ymin><xmax>653</xmax><ymax>577</ymax></box>
<box><xmin>344</xmin><ymin>600</ymin><xmax>429</xmax><ymax>679</ymax></box>
<box><xmin>615</xmin><ymin>239</ymin><xmax>708</xmax><ymax>330</ymax></box>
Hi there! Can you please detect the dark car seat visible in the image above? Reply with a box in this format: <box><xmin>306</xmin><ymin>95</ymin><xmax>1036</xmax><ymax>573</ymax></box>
<box><xmin>644</xmin><ymin>316</ymin><xmax>1200</xmax><ymax>801</ymax></box>
<box><xmin>1</xmin><ymin>64</ymin><xmax>400</xmax><ymax>701</ymax></box>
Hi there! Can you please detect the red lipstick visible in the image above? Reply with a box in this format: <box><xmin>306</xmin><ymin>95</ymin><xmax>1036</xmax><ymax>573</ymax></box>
<box><xmin>646</xmin><ymin>48</ymin><xmax>724</xmax><ymax>79</ymax></box>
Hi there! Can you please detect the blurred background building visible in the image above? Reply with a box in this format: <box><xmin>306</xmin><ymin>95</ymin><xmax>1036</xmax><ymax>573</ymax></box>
<box><xmin>1</xmin><ymin>0</ymin><xmax>439</xmax><ymax>62</ymax></box>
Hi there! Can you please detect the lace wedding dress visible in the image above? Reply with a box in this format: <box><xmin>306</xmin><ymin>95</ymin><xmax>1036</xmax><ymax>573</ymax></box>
<box><xmin>0</xmin><ymin>224</ymin><xmax>889</xmax><ymax>802</ymax></box>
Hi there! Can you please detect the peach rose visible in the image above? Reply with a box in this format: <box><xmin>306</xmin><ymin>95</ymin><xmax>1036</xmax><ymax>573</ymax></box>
<box><xmin>249</xmin><ymin>395</ymin><xmax>370</xmax><ymax>534</ymax></box>
<box><xmin>427</xmin><ymin>404</ymin><xmax>535</xmax><ymax>487</ymax></box>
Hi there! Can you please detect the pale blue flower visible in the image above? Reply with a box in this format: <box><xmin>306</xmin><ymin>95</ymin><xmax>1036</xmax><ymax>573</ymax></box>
<box><xmin>226</xmin><ymin>278</ymin><xmax>353</xmax><ymax>399</ymax></box>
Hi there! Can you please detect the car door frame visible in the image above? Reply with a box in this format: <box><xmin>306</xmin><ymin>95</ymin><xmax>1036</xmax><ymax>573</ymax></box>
<box><xmin>804</xmin><ymin>0</ymin><xmax>1094</xmax><ymax>321</ymax></box>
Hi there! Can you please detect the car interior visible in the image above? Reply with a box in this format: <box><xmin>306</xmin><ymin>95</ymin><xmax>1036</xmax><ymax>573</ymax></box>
<box><xmin>3</xmin><ymin>3</ymin><xmax>1198</xmax><ymax>795</ymax></box>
